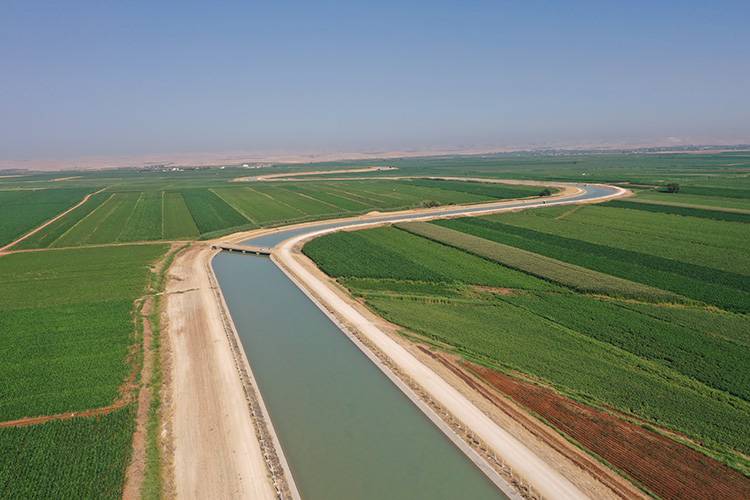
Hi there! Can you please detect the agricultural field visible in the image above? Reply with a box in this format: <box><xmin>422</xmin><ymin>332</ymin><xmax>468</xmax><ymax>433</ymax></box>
<box><xmin>0</xmin><ymin>244</ymin><xmax>167</xmax><ymax>496</ymax></box>
<box><xmin>2</xmin><ymin>150</ymin><xmax>749</xmax><ymax>496</ymax></box>
<box><xmin>303</xmin><ymin>219</ymin><xmax>750</xmax><ymax>493</ymax></box>
<box><xmin>0</xmin><ymin>187</ymin><xmax>92</xmax><ymax>247</ymax></box>
<box><xmin>0</xmin><ymin>407</ymin><xmax>135</xmax><ymax>499</ymax></box>
<box><xmin>433</xmin><ymin>205</ymin><xmax>750</xmax><ymax>312</ymax></box>
<box><xmin>605</xmin><ymin>199</ymin><xmax>750</xmax><ymax>223</ymax></box>
<box><xmin>0</xmin><ymin>244</ymin><xmax>168</xmax><ymax>420</ymax></box>
<box><xmin>630</xmin><ymin>189</ymin><xmax>750</xmax><ymax>212</ymax></box>
<box><xmin>10</xmin><ymin>180</ymin><xmax>545</xmax><ymax>248</ymax></box>
<box><xmin>162</xmin><ymin>191</ymin><xmax>200</xmax><ymax>239</ymax></box>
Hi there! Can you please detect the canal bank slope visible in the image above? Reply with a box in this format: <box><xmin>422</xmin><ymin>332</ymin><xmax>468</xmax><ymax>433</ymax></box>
<box><xmin>164</xmin><ymin>244</ymin><xmax>289</xmax><ymax>499</ymax></box>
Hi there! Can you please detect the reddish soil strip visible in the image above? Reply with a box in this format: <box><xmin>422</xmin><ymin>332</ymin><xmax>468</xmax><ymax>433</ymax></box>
<box><xmin>0</xmin><ymin>364</ymin><xmax>136</xmax><ymax>428</ymax></box>
<box><xmin>461</xmin><ymin>358</ymin><xmax>750</xmax><ymax>499</ymax></box>
<box><xmin>0</xmin><ymin>400</ymin><xmax>131</xmax><ymax>428</ymax></box>
<box><xmin>418</xmin><ymin>347</ymin><xmax>637</xmax><ymax>499</ymax></box>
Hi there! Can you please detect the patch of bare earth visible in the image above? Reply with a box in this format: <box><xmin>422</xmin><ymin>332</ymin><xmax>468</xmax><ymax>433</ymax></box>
<box><xmin>462</xmin><ymin>360</ymin><xmax>750</xmax><ymax>499</ymax></box>
<box><xmin>123</xmin><ymin>245</ymin><xmax>179</xmax><ymax>498</ymax></box>
<box><xmin>164</xmin><ymin>244</ymin><xmax>279</xmax><ymax>499</ymax></box>
<box><xmin>121</xmin><ymin>297</ymin><xmax>153</xmax><ymax>498</ymax></box>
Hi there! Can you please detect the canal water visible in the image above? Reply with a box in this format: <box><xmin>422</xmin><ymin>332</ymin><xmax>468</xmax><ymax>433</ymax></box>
<box><xmin>213</xmin><ymin>252</ymin><xmax>505</xmax><ymax>500</ymax></box>
<box><xmin>213</xmin><ymin>185</ymin><xmax>614</xmax><ymax>498</ymax></box>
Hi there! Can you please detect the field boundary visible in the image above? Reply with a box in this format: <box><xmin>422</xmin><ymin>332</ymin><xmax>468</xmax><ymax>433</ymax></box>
<box><xmin>0</xmin><ymin>395</ymin><xmax>133</xmax><ymax>429</ymax></box>
<box><xmin>0</xmin><ymin>187</ymin><xmax>106</xmax><ymax>252</ymax></box>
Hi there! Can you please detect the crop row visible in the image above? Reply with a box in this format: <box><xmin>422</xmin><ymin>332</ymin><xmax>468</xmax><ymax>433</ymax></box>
<box><xmin>397</xmin><ymin>221</ymin><xmax>678</xmax><ymax>302</ymax></box>
<box><xmin>679</xmin><ymin>185</ymin><xmax>750</xmax><ymax>199</ymax></box>
<box><xmin>620</xmin><ymin>301</ymin><xmax>750</xmax><ymax>348</ymax></box>
<box><xmin>633</xmin><ymin>190</ymin><xmax>750</xmax><ymax>211</ymax></box>
<box><xmin>13</xmin><ymin>181</ymin><xmax>547</xmax><ymax>247</ymax></box>
<box><xmin>404</xmin><ymin>178</ymin><xmax>544</xmax><ymax>199</ymax></box>
<box><xmin>606</xmin><ymin>199</ymin><xmax>749</xmax><ymax>223</ymax></box>
<box><xmin>163</xmin><ymin>191</ymin><xmax>200</xmax><ymax>239</ymax></box>
<box><xmin>302</xmin><ymin>226</ymin><xmax>551</xmax><ymax>290</ymax></box>
<box><xmin>13</xmin><ymin>192</ymin><xmax>110</xmax><ymax>249</ymax></box>
<box><xmin>487</xmin><ymin>205</ymin><xmax>749</xmax><ymax>273</ymax></box>
<box><xmin>497</xmin><ymin>291</ymin><xmax>750</xmax><ymax>400</ymax></box>
<box><xmin>117</xmin><ymin>191</ymin><xmax>163</xmax><ymax>241</ymax></box>
<box><xmin>435</xmin><ymin>217</ymin><xmax>750</xmax><ymax>312</ymax></box>
<box><xmin>180</xmin><ymin>189</ymin><xmax>250</xmax><ymax>234</ymax></box>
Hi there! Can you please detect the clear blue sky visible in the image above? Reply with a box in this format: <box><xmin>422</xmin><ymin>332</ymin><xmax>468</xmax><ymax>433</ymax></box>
<box><xmin>1</xmin><ymin>0</ymin><xmax>749</xmax><ymax>162</ymax></box>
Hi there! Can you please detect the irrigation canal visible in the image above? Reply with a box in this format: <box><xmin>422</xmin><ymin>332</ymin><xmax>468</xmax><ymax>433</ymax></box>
<box><xmin>212</xmin><ymin>184</ymin><xmax>620</xmax><ymax>499</ymax></box>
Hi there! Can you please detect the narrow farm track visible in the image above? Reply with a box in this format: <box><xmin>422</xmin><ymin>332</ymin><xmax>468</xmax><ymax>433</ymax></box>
<box><xmin>0</xmin><ymin>397</ymin><xmax>132</xmax><ymax>429</ymax></box>
<box><xmin>232</xmin><ymin>165</ymin><xmax>397</xmax><ymax>182</ymax></box>
<box><xmin>0</xmin><ymin>187</ymin><xmax>106</xmax><ymax>252</ymax></box>
<box><xmin>0</xmin><ymin>239</ymin><xmax>188</xmax><ymax>255</ymax></box>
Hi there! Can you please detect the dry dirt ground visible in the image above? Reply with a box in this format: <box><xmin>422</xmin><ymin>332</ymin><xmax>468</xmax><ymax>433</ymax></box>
<box><xmin>466</xmin><ymin>360</ymin><xmax>750</xmax><ymax>500</ymax></box>
<box><xmin>164</xmin><ymin>244</ymin><xmax>278</xmax><ymax>499</ymax></box>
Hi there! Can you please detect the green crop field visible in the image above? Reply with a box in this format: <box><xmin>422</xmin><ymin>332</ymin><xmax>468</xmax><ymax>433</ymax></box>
<box><xmin>162</xmin><ymin>191</ymin><xmax>200</xmax><ymax>239</ymax></box>
<box><xmin>179</xmin><ymin>189</ymin><xmax>251</xmax><ymax>235</ymax></box>
<box><xmin>12</xmin><ymin>192</ymin><xmax>111</xmax><ymax>249</ymax></box>
<box><xmin>605</xmin><ymin>199</ymin><xmax>750</xmax><ymax>223</ymax></box>
<box><xmin>0</xmin><ymin>407</ymin><xmax>135</xmax><ymax>499</ymax></box>
<box><xmin>398</xmin><ymin>221</ymin><xmax>680</xmax><ymax>302</ymax></box>
<box><xmin>0</xmin><ymin>244</ymin><xmax>167</xmax><ymax>496</ymax></box>
<box><xmin>116</xmin><ymin>191</ymin><xmax>164</xmax><ymax>241</ymax></box>
<box><xmin>0</xmin><ymin>188</ymin><xmax>92</xmax><ymax>246</ymax></box>
<box><xmin>304</xmin><ymin>226</ymin><xmax>553</xmax><ymax>289</ymax></box>
<box><xmin>304</xmin><ymin>222</ymin><xmax>750</xmax><ymax>467</ymax></box>
<box><xmin>2</xmin><ymin>150</ymin><xmax>749</xmax><ymax>495</ymax></box>
<box><xmin>632</xmin><ymin>190</ymin><xmax>750</xmax><ymax>211</ymax></box>
<box><xmin>0</xmin><ymin>244</ymin><xmax>168</xmax><ymax>420</ymax></box>
<box><xmin>433</xmin><ymin>207</ymin><xmax>750</xmax><ymax>312</ymax></box>
<box><xmin>11</xmin><ymin>180</ymin><xmax>549</xmax><ymax>248</ymax></box>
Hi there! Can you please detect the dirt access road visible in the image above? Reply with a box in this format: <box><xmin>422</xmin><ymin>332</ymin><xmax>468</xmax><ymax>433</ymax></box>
<box><xmin>232</xmin><ymin>165</ymin><xmax>396</xmax><ymax>182</ymax></box>
<box><xmin>164</xmin><ymin>245</ymin><xmax>283</xmax><ymax>500</ymax></box>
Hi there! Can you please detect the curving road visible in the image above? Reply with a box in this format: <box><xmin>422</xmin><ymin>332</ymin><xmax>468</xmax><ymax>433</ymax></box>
<box><xmin>220</xmin><ymin>180</ymin><xmax>628</xmax><ymax>499</ymax></box>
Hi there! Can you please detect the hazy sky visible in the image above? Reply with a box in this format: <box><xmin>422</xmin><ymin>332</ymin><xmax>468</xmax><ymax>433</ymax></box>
<box><xmin>1</xmin><ymin>1</ymin><xmax>749</xmax><ymax>164</ymax></box>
